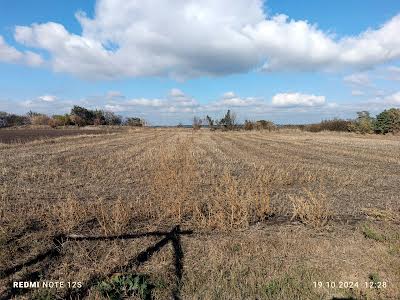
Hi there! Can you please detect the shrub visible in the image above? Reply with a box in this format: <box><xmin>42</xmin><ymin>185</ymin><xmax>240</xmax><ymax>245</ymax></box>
<box><xmin>70</xmin><ymin>105</ymin><xmax>95</xmax><ymax>125</ymax></box>
<box><xmin>255</xmin><ymin>120</ymin><xmax>276</xmax><ymax>131</ymax></box>
<box><xmin>69</xmin><ymin>115</ymin><xmax>86</xmax><ymax>126</ymax></box>
<box><xmin>348</xmin><ymin>111</ymin><xmax>375</xmax><ymax>134</ymax></box>
<box><xmin>125</xmin><ymin>117</ymin><xmax>144</xmax><ymax>127</ymax></box>
<box><xmin>0</xmin><ymin>112</ymin><xmax>30</xmax><ymax>127</ymax></box>
<box><xmin>93</xmin><ymin>110</ymin><xmax>106</xmax><ymax>125</ymax></box>
<box><xmin>30</xmin><ymin>114</ymin><xmax>51</xmax><ymax>126</ymax></box>
<box><xmin>304</xmin><ymin>119</ymin><xmax>351</xmax><ymax>132</ymax></box>
<box><xmin>104</xmin><ymin>111</ymin><xmax>122</xmax><ymax>125</ymax></box>
<box><xmin>52</xmin><ymin>114</ymin><xmax>71</xmax><ymax>126</ymax></box>
<box><xmin>244</xmin><ymin>120</ymin><xmax>255</xmax><ymax>130</ymax></box>
<box><xmin>374</xmin><ymin>108</ymin><xmax>400</xmax><ymax>134</ymax></box>
<box><xmin>321</xmin><ymin>119</ymin><xmax>351</xmax><ymax>131</ymax></box>
<box><xmin>93</xmin><ymin>117</ymin><xmax>105</xmax><ymax>126</ymax></box>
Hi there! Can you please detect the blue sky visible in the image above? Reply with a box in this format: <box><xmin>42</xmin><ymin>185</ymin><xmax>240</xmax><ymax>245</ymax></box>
<box><xmin>1</xmin><ymin>0</ymin><xmax>400</xmax><ymax>124</ymax></box>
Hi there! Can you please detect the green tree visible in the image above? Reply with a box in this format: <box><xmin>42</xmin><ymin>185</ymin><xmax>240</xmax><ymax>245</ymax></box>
<box><xmin>375</xmin><ymin>108</ymin><xmax>400</xmax><ymax>134</ymax></box>
<box><xmin>70</xmin><ymin>106</ymin><xmax>95</xmax><ymax>125</ymax></box>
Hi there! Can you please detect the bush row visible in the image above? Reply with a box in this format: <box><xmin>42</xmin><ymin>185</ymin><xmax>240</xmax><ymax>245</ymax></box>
<box><xmin>0</xmin><ymin>106</ymin><xmax>145</xmax><ymax>128</ymax></box>
<box><xmin>302</xmin><ymin>109</ymin><xmax>400</xmax><ymax>134</ymax></box>
<box><xmin>192</xmin><ymin>108</ymin><xmax>400</xmax><ymax>134</ymax></box>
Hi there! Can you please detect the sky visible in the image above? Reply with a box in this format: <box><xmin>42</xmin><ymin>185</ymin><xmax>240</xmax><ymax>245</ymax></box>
<box><xmin>1</xmin><ymin>0</ymin><xmax>400</xmax><ymax>125</ymax></box>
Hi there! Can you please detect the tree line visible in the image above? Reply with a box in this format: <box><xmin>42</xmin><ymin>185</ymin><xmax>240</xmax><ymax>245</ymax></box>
<box><xmin>192</xmin><ymin>108</ymin><xmax>400</xmax><ymax>134</ymax></box>
<box><xmin>0</xmin><ymin>106</ymin><xmax>145</xmax><ymax>128</ymax></box>
<box><xmin>1</xmin><ymin>105</ymin><xmax>400</xmax><ymax>134</ymax></box>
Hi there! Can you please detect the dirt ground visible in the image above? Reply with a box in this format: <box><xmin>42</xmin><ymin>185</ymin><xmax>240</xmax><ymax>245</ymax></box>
<box><xmin>0</xmin><ymin>129</ymin><xmax>399</xmax><ymax>299</ymax></box>
<box><xmin>0</xmin><ymin>127</ymin><xmax>120</xmax><ymax>144</ymax></box>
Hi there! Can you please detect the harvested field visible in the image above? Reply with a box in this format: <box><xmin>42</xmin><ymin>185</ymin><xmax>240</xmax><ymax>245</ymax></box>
<box><xmin>0</xmin><ymin>129</ymin><xmax>399</xmax><ymax>299</ymax></box>
<box><xmin>0</xmin><ymin>128</ymin><xmax>120</xmax><ymax>144</ymax></box>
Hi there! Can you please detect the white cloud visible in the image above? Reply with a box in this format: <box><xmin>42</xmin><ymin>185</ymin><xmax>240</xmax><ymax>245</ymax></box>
<box><xmin>0</xmin><ymin>36</ymin><xmax>23</xmax><ymax>63</ymax></box>
<box><xmin>0</xmin><ymin>35</ymin><xmax>43</xmax><ymax>66</ymax></box>
<box><xmin>223</xmin><ymin>91</ymin><xmax>236</xmax><ymax>99</ymax></box>
<box><xmin>220</xmin><ymin>93</ymin><xmax>260</xmax><ymax>107</ymax></box>
<box><xmin>387</xmin><ymin>66</ymin><xmax>400</xmax><ymax>73</ymax></box>
<box><xmin>104</xmin><ymin>104</ymin><xmax>124</xmax><ymax>112</ymax></box>
<box><xmin>38</xmin><ymin>95</ymin><xmax>57</xmax><ymax>102</ymax></box>
<box><xmin>127</xmin><ymin>98</ymin><xmax>164</xmax><ymax>107</ymax></box>
<box><xmin>272</xmin><ymin>93</ymin><xmax>325</xmax><ymax>107</ymax></box>
<box><xmin>351</xmin><ymin>90</ymin><xmax>365</xmax><ymax>96</ymax></box>
<box><xmin>344</xmin><ymin>73</ymin><xmax>370</xmax><ymax>86</ymax></box>
<box><xmin>385</xmin><ymin>65</ymin><xmax>400</xmax><ymax>81</ymax></box>
<box><xmin>10</xmin><ymin>0</ymin><xmax>400</xmax><ymax>79</ymax></box>
<box><xmin>170</xmin><ymin>88</ymin><xmax>185</xmax><ymax>98</ymax></box>
<box><xmin>384</xmin><ymin>92</ymin><xmax>400</xmax><ymax>105</ymax></box>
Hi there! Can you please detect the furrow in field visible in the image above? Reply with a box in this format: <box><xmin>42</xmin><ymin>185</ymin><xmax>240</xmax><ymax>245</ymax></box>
<box><xmin>231</xmin><ymin>132</ymin><xmax>400</xmax><ymax>168</ymax></box>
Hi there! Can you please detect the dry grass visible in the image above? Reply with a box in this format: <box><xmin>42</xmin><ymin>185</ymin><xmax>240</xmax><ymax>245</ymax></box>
<box><xmin>289</xmin><ymin>190</ymin><xmax>332</xmax><ymax>227</ymax></box>
<box><xmin>0</xmin><ymin>128</ymin><xmax>400</xmax><ymax>299</ymax></box>
<box><xmin>146</xmin><ymin>137</ymin><xmax>271</xmax><ymax>229</ymax></box>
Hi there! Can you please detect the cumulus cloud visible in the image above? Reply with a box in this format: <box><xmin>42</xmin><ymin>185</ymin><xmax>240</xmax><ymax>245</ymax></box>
<box><xmin>0</xmin><ymin>35</ymin><xmax>43</xmax><ymax>66</ymax></box>
<box><xmin>0</xmin><ymin>36</ymin><xmax>23</xmax><ymax>63</ymax></box>
<box><xmin>272</xmin><ymin>93</ymin><xmax>325</xmax><ymax>107</ymax></box>
<box><xmin>38</xmin><ymin>95</ymin><xmax>57</xmax><ymax>102</ymax></box>
<box><xmin>7</xmin><ymin>0</ymin><xmax>400</xmax><ymax>79</ymax></box>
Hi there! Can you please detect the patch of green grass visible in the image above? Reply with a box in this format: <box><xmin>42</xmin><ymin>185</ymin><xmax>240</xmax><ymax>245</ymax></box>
<box><xmin>97</xmin><ymin>273</ymin><xmax>154</xmax><ymax>300</ymax></box>
<box><xmin>362</xmin><ymin>225</ymin><xmax>385</xmax><ymax>242</ymax></box>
